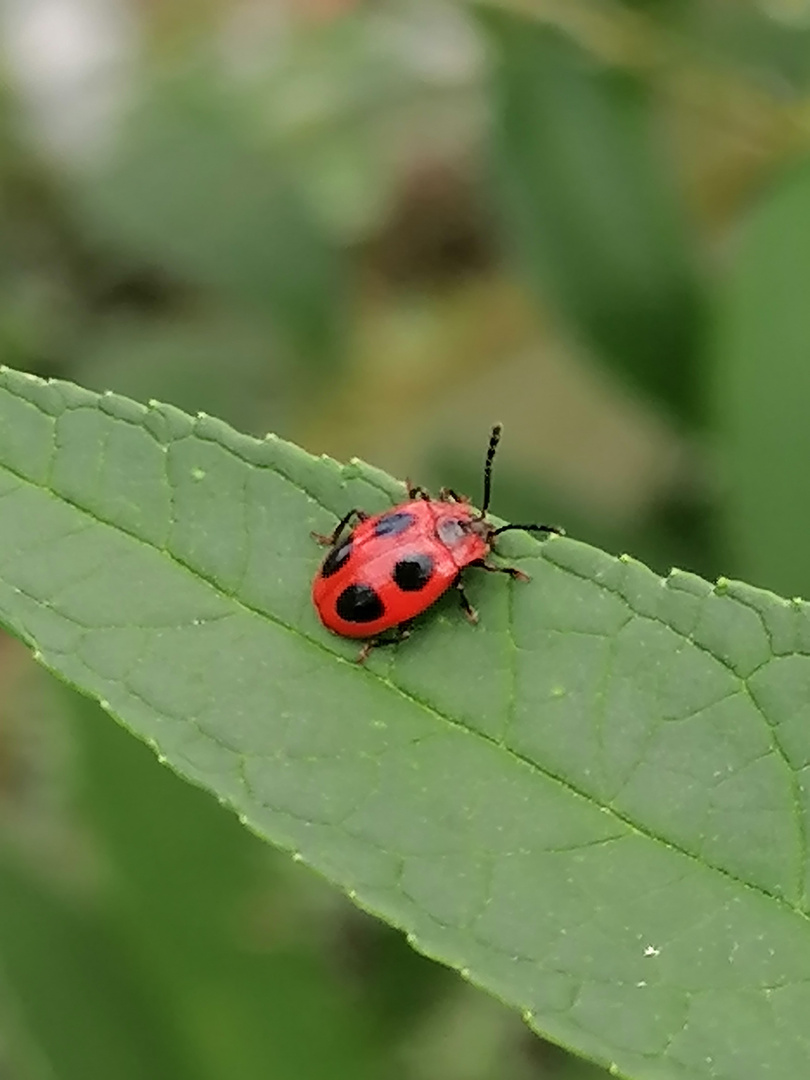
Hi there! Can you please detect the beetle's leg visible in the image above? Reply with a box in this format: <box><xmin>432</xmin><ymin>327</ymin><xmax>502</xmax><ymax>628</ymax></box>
<box><xmin>405</xmin><ymin>478</ymin><xmax>431</xmax><ymax>500</ymax></box>
<box><xmin>492</xmin><ymin>523</ymin><xmax>564</xmax><ymax>537</ymax></box>
<box><xmin>311</xmin><ymin>508</ymin><xmax>368</xmax><ymax>547</ymax></box>
<box><xmin>470</xmin><ymin>558</ymin><xmax>530</xmax><ymax>583</ymax></box>
<box><xmin>455</xmin><ymin>576</ymin><xmax>479</xmax><ymax>624</ymax></box>
<box><xmin>356</xmin><ymin>621</ymin><xmax>414</xmax><ymax>664</ymax></box>
<box><xmin>438</xmin><ymin>487</ymin><xmax>467</xmax><ymax>503</ymax></box>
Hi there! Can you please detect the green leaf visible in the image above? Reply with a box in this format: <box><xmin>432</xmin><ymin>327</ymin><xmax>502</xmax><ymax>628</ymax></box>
<box><xmin>479</xmin><ymin>7</ymin><xmax>704</xmax><ymax>424</ymax></box>
<box><xmin>713</xmin><ymin>159</ymin><xmax>810</xmax><ymax>600</ymax></box>
<box><xmin>0</xmin><ymin>366</ymin><xmax>809</xmax><ymax>1079</ymax></box>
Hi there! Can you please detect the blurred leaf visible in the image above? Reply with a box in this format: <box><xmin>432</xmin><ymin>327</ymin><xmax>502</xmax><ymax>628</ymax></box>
<box><xmin>0</xmin><ymin>856</ymin><xmax>196</xmax><ymax>1080</ymax></box>
<box><xmin>672</xmin><ymin>0</ymin><xmax>810</xmax><ymax>93</ymax></box>
<box><xmin>1</xmin><ymin>370</ymin><xmax>810</xmax><ymax>1078</ymax></box>
<box><xmin>66</xmin><ymin>689</ymin><xmax>380</xmax><ymax>1080</ymax></box>
<box><xmin>713</xmin><ymin>158</ymin><xmax>810</xmax><ymax>599</ymax></box>
<box><xmin>478</xmin><ymin>7</ymin><xmax>704</xmax><ymax>423</ymax></box>
<box><xmin>73</xmin><ymin>313</ymin><xmax>287</xmax><ymax>436</ymax></box>
<box><xmin>70</xmin><ymin>74</ymin><xmax>346</xmax><ymax>366</ymax></box>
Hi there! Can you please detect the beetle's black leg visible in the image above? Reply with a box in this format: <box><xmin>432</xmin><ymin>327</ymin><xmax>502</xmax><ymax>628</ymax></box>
<box><xmin>455</xmin><ymin>577</ymin><xmax>478</xmax><ymax>624</ymax></box>
<box><xmin>492</xmin><ymin>523</ymin><xmax>564</xmax><ymax>538</ymax></box>
<box><xmin>439</xmin><ymin>487</ymin><xmax>468</xmax><ymax>503</ymax></box>
<box><xmin>405</xmin><ymin>478</ymin><xmax>431</xmax><ymax>500</ymax></box>
<box><xmin>311</xmin><ymin>508</ymin><xmax>369</xmax><ymax>547</ymax></box>
<box><xmin>470</xmin><ymin>559</ymin><xmax>530</xmax><ymax>583</ymax></box>
<box><xmin>356</xmin><ymin>621</ymin><xmax>414</xmax><ymax>664</ymax></box>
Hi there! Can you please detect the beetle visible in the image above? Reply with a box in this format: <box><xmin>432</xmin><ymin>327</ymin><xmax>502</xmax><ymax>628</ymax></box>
<box><xmin>311</xmin><ymin>424</ymin><xmax>562</xmax><ymax>661</ymax></box>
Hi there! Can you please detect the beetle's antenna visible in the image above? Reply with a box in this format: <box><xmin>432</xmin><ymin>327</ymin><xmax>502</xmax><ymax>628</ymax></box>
<box><xmin>481</xmin><ymin>424</ymin><xmax>502</xmax><ymax>517</ymax></box>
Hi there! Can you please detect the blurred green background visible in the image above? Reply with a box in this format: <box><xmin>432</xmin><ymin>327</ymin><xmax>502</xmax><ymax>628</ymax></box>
<box><xmin>0</xmin><ymin>0</ymin><xmax>809</xmax><ymax>1076</ymax></box>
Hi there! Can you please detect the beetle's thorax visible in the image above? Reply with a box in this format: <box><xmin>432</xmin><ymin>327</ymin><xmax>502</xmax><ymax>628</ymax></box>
<box><xmin>428</xmin><ymin>501</ymin><xmax>492</xmax><ymax>567</ymax></box>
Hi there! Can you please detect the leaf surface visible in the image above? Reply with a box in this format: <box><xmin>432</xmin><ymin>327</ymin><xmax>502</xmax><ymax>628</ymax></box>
<box><xmin>0</xmin><ymin>368</ymin><xmax>808</xmax><ymax>1079</ymax></box>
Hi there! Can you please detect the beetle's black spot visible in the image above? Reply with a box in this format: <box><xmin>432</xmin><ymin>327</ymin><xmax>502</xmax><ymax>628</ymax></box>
<box><xmin>437</xmin><ymin>518</ymin><xmax>467</xmax><ymax>545</ymax></box>
<box><xmin>336</xmin><ymin>583</ymin><xmax>385</xmax><ymax>623</ymax></box>
<box><xmin>393</xmin><ymin>553</ymin><xmax>434</xmax><ymax>592</ymax></box>
<box><xmin>374</xmin><ymin>511</ymin><xmax>416</xmax><ymax>537</ymax></box>
<box><xmin>321</xmin><ymin>539</ymin><xmax>353</xmax><ymax>578</ymax></box>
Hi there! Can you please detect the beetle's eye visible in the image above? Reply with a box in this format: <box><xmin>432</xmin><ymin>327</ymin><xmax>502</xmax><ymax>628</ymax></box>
<box><xmin>437</xmin><ymin>518</ymin><xmax>467</xmax><ymax>545</ymax></box>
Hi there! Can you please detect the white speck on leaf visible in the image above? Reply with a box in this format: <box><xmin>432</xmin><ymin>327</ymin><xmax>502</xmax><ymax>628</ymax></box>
<box><xmin>643</xmin><ymin>945</ymin><xmax>660</xmax><ymax>957</ymax></box>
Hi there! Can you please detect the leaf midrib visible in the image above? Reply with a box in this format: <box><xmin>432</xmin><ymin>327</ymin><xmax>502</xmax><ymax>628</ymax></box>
<box><xmin>0</xmin><ymin>398</ymin><xmax>806</xmax><ymax>925</ymax></box>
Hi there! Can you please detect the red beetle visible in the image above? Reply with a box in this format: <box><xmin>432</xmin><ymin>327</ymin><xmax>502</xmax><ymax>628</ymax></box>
<box><xmin>312</xmin><ymin>424</ymin><xmax>562</xmax><ymax>661</ymax></box>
